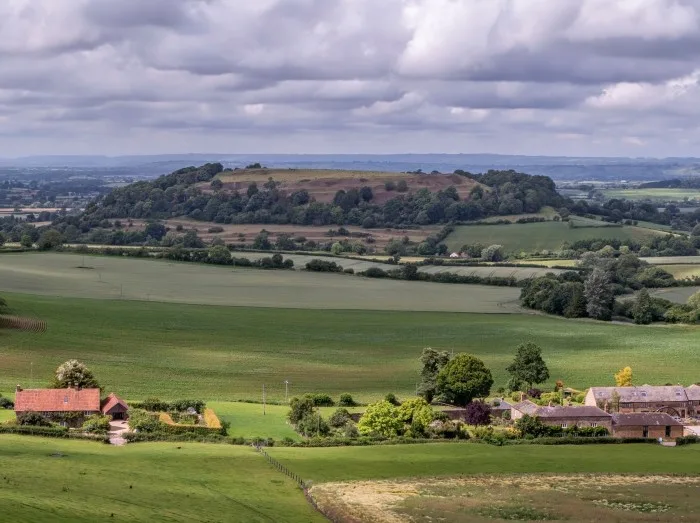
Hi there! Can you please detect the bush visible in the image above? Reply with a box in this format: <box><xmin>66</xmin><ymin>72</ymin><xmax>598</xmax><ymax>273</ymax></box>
<box><xmin>128</xmin><ymin>409</ymin><xmax>163</xmax><ymax>433</ymax></box>
<box><xmin>305</xmin><ymin>393</ymin><xmax>335</xmax><ymax>407</ymax></box>
<box><xmin>170</xmin><ymin>399</ymin><xmax>206</xmax><ymax>413</ymax></box>
<box><xmin>0</xmin><ymin>397</ymin><xmax>14</xmax><ymax>409</ymax></box>
<box><xmin>0</xmin><ymin>425</ymin><xmax>109</xmax><ymax>442</ymax></box>
<box><xmin>296</xmin><ymin>412</ymin><xmax>330</xmax><ymax>437</ymax></box>
<box><xmin>305</xmin><ymin>259</ymin><xmax>343</xmax><ymax>272</ymax></box>
<box><xmin>288</xmin><ymin>397</ymin><xmax>315</xmax><ymax>424</ymax></box>
<box><xmin>676</xmin><ymin>435</ymin><xmax>700</xmax><ymax>446</ymax></box>
<box><xmin>465</xmin><ymin>401</ymin><xmax>492</xmax><ymax>426</ymax></box>
<box><xmin>362</xmin><ymin>267</ymin><xmax>388</xmax><ymax>278</ymax></box>
<box><xmin>82</xmin><ymin>415</ymin><xmax>111</xmax><ymax>434</ymax></box>
<box><xmin>338</xmin><ymin>393</ymin><xmax>358</xmax><ymax>407</ymax></box>
<box><xmin>141</xmin><ymin>397</ymin><xmax>170</xmax><ymax>412</ymax></box>
<box><xmin>328</xmin><ymin>408</ymin><xmax>352</xmax><ymax>428</ymax></box>
<box><xmin>384</xmin><ymin>393</ymin><xmax>401</xmax><ymax>406</ymax></box>
<box><xmin>17</xmin><ymin>412</ymin><xmax>52</xmax><ymax>427</ymax></box>
<box><xmin>207</xmin><ymin>226</ymin><xmax>224</xmax><ymax>233</ymax></box>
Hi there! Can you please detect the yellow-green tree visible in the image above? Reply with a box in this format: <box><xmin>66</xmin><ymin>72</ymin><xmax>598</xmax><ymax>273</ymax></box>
<box><xmin>614</xmin><ymin>366</ymin><xmax>633</xmax><ymax>387</ymax></box>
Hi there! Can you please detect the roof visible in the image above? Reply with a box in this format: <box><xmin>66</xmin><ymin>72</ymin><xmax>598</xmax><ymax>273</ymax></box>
<box><xmin>535</xmin><ymin>406</ymin><xmax>611</xmax><ymax>419</ymax></box>
<box><xmin>686</xmin><ymin>385</ymin><xmax>700</xmax><ymax>401</ymax></box>
<box><xmin>588</xmin><ymin>386</ymin><xmax>689</xmax><ymax>403</ymax></box>
<box><xmin>100</xmin><ymin>393</ymin><xmax>128</xmax><ymax>414</ymax></box>
<box><xmin>612</xmin><ymin>413</ymin><xmax>683</xmax><ymax>427</ymax></box>
<box><xmin>490</xmin><ymin>398</ymin><xmax>512</xmax><ymax>410</ymax></box>
<box><xmin>511</xmin><ymin>400</ymin><xmax>538</xmax><ymax>415</ymax></box>
<box><xmin>15</xmin><ymin>388</ymin><xmax>100</xmax><ymax>413</ymax></box>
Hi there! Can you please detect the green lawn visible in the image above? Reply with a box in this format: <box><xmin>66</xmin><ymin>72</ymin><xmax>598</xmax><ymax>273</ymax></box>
<box><xmin>0</xmin><ymin>436</ymin><xmax>322</xmax><ymax>522</ymax></box>
<box><xmin>0</xmin><ymin>409</ymin><xmax>14</xmax><ymax>423</ymax></box>
<box><xmin>0</xmin><ymin>252</ymin><xmax>520</xmax><ymax>313</ymax></box>
<box><xmin>269</xmin><ymin>443</ymin><xmax>700</xmax><ymax>483</ymax></box>
<box><xmin>445</xmin><ymin>220</ymin><xmax>666</xmax><ymax>253</ymax></box>
<box><xmin>210</xmin><ymin>402</ymin><xmax>300</xmax><ymax>441</ymax></box>
<box><xmin>2</xmin><ymin>292</ymin><xmax>700</xmax><ymax>403</ymax></box>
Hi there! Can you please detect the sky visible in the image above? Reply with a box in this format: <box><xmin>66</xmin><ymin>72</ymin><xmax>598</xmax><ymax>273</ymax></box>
<box><xmin>1</xmin><ymin>0</ymin><xmax>700</xmax><ymax>157</ymax></box>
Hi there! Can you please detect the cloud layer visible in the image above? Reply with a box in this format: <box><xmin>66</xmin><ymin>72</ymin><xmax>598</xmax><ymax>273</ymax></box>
<box><xmin>1</xmin><ymin>0</ymin><xmax>699</xmax><ymax>156</ymax></box>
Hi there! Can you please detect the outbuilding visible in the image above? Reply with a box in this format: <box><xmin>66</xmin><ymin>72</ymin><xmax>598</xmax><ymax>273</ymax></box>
<box><xmin>611</xmin><ymin>412</ymin><xmax>683</xmax><ymax>440</ymax></box>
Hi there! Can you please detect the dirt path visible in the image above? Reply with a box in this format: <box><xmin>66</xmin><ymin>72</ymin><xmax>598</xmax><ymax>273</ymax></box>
<box><xmin>108</xmin><ymin>420</ymin><xmax>128</xmax><ymax>446</ymax></box>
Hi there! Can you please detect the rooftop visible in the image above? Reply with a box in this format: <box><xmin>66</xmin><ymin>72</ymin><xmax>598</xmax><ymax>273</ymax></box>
<box><xmin>535</xmin><ymin>405</ymin><xmax>610</xmax><ymax>418</ymax></box>
<box><xmin>612</xmin><ymin>413</ymin><xmax>683</xmax><ymax>427</ymax></box>
<box><xmin>15</xmin><ymin>387</ymin><xmax>100</xmax><ymax>413</ymax></box>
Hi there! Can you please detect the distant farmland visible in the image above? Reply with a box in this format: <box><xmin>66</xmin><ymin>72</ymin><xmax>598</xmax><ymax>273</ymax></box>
<box><xmin>444</xmin><ymin>220</ymin><xmax>667</xmax><ymax>253</ymax></box>
<box><xmin>601</xmin><ymin>188</ymin><xmax>700</xmax><ymax>201</ymax></box>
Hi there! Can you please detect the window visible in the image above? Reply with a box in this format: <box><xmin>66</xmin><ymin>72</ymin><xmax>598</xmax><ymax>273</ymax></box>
<box><xmin>63</xmin><ymin>396</ymin><xmax>69</xmax><ymax>403</ymax></box>
<box><xmin>591</xmin><ymin>423</ymin><xmax>598</xmax><ymax>428</ymax></box>
<box><xmin>641</xmin><ymin>392</ymin><xmax>647</xmax><ymax>397</ymax></box>
<box><xmin>561</xmin><ymin>423</ymin><xmax>568</xmax><ymax>429</ymax></box>
<box><xmin>84</xmin><ymin>411</ymin><xmax>92</xmax><ymax>415</ymax></box>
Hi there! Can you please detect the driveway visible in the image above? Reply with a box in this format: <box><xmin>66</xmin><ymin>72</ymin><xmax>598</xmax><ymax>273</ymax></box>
<box><xmin>108</xmin><ymin>420</ymin><xmax>129</xmax><ymax>446</ymax></box>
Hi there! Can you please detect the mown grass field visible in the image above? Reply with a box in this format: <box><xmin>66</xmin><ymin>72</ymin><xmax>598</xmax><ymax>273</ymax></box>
<box><xmin>270</xmin><ymin>443</ymin><xmax>700</xmax><ymax>483</ymax></box>
<box><xmin>650</xmin><ymin>286</ymin><xmax>700</xmax><ymax>304</ymax></box>
<box><xmin>602</xmin><ymin>188</ymin><xmax>700</xmax><ymax>201</ymax></box>
<box><xmin>0</xmin><ymin>252</ymin><xmax>521</xmax><ymax>312</ymax></box>
<box><xmin>2</xmin><ymin>292</ymin><xmax>700</xmax><ymax>402</ymax></box>
<box><xmin>0</xmin><ymin>436</ymin><xmax>322</xmax><ymax>522</ymax></box>
<box><xmin>657</xmin><ymin>264</ymin><xmax>700</xmax><ymax>279</ymax></box>
<box><xmin>444</xmin><ymin>220</ymin><xmax>665</xmax><ymax>253</ymax></box>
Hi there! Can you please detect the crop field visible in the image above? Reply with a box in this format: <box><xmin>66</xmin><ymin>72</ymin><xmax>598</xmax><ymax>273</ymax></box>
<box><xmin>0</xmin><ymin>252</ymin><xmax>521</xmax><ymax>313</ymax></box>
<box><xmin>419</xmin><ymin>264</ymin><xmax>568</xmax><ymax>279</ymax></box>
<box><xmin>601</xmin><ymin>188</ymin><xmax>700</xmax><ymax>201</ymax></box>
<box><xmin>0</xmin><ymin>436</ymin><xmax>321</xmax><ymax>522</ymax></box>
<box><xmin>444</xmin><ymin>220</ymin><xmax>665</xmax><ymax>253</ymax></box>
<box><xmin>656</xmin><ymin>264</ymin><xmax>700</xmax><ymax>279</ymax></box>
<box><xmin>311</xmin><ymin>475</ymin><xmax>700</xmax><ymax>522</ymax></box>
<box><xmin>465</xmin><ymin>206</ymin><xmax>559</xmax><ymax>223</ymax></box>
<box><xmin>642</xmin><ymin>255</ymin><xmax>700</xmax><ymax>265</ymax></box>
<box><xmin>1</xmin><ymin>292</ymin><xmax>700</xmax><ymax>402</ymax></box>
<box><xmin>650</xmin><ymin>286</ymin><xmax>700</xmax><ymax>304</ymax></box>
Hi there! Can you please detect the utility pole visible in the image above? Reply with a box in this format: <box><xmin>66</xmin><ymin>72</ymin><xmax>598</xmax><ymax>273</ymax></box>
<box><xmin>284</xmin><ymin>380</ymin><xmax>289</xmax><ymax>402</ymax></box>
<box><xmin>262</xmin><ymin>384</ymin><xmax>266</xmax><ymax>416</ymax></box>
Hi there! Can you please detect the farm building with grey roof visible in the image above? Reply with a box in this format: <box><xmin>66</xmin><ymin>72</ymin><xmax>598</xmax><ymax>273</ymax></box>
<box><xmin>585</xmin><ymin>385</ymin><xmax>700</xmax><ymax>418</ymax></box>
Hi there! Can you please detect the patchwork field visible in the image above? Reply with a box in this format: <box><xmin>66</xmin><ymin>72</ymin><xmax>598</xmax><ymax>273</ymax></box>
<box><xmin>656</xmin><ymin>264</ymin><xmax>700</xmax><ymax>279</ymax></box>
<box><xmin>311</xmin><ymin>475</ymin><xmax>700</xmax><ymax>523</ymax></box>
<box><xmin>444</xmin><ymin>220</ymin><xmax>665</xmax><ymax>253</ymax></box>
<box><xmin>650</xmin><ymin>286</ymin><xmax>700</xmax><ymax>304</ymax></box>
<box><xmin>0</xmin><ymin>252</ymin><xmax>522</xmax><ymax>312</ymax></box>
<box><xmin>601</xmin><ymin>188</ymin><xmax>700</xmax><ymax>201</ymax></box>
<box><xmin>0</xmin><ymin>436</ymin><xmax>322</xmax><ymax>522</ymax></box>
<box><xmin>1</xmin><ymin>292</ymin><xmax>700</xmax><ymax>402</ymax></box>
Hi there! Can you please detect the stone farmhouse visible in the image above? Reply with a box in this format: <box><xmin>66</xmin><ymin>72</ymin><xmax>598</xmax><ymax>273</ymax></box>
<box><xmin>534</xmin><ymin>405</ymin><xmax>612</xmax><ymax>431</ymax></box>
<box><xmin>14</xmin><ymin>386</ymin><xmax>129</xmax><ymax>427</ymax></box>
<box><xmin>585</xmin><ymin>385</ymin><xmax>700</xmax><ymax>418</ymax></box>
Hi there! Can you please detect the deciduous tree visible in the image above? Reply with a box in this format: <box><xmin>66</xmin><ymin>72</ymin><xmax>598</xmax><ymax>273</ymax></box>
<box><xmin>52</xmin><ymin>360</ymin><xmax>101</xmax><ymax>390</ymax></box>
<box><xmin>584</xmin><ymin>268</ymin><xmax>614</xmax><ymax>320</ymax></box>
<box><xmin>506</xmin><ymin>343</ymin><xmax>550</xmax><ymax>390</ymax></box>
<box><xmin>417</xmin><ymin>348</ymin><xmax>450</xmax><ymax>403</ymax></box>
<box><xmin>436</xmin><ymin>354</ymin><xmax>493</xmax><ymax>407</ymax></box>
<box><xmin>614</xmin><ymin>366</ymin><xmax>633</xmax><ymax>387</ymax></box>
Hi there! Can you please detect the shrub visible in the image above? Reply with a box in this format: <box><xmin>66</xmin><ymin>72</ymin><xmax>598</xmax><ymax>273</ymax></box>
<box><xmin>296</xmin><ymin>412</ymin><xmax>330</xmax><ymax>437</ymax></box>
<box><xmin>338</xmin><ymin>393</ymin><xmax>357</xmax><ymax>407</ymax></box>
<box><xmin>363</xmin><ymin>267</ymin><xmax>388</xmax><ymax>278</ymax></box>
<box><xmin>305</xmin><ymin>259</ymin><xmax>343</xmax><ymax>272</ymax></box>
<box><xmin>82</xmin><ymin>415</ymin><xmax>111</xmax><ymax>434</ymax></box>
<box><xmin>288</xmin><ymin>397</ymin><xmax>315</xmax><ymax>424</ymax></box>
<box><xmin>328</xmin><ymin>408</ymin><xmax>352</xmax><ymax>428</ymax></box>
<box><xmin>170</xmin><ymin>399</ymin><xmax>206</xmax><ymax>413</ymax></box>
<box><xmin>207</xmin><ymin>226</ymin><xmax>224</xmax><ymax>233</ymax></box>
<box><xmin>465</xmin><ymin>400</ymin><xmax>492</xmax><ymax>426</ymax></box>
<box><xmin>128</xmin><ymin>409</ymin><xmax>163</xmax><ymax>433</ymax></box>
<box><xmin>385</xmin><ymin>180</ymin><xmax>396</xmax><ymax>191</ymax></box>
<box><xmin>0</xmin><ymin>397</ymin><xmax>14</xmax><ymax>409</ymax></box>
<box><xmin>17</xmin><ymin>412</ymin><xmax>52</xmax><ymax>427</ymax></box>
<box><xmin>141</xmin><ymin>397</ymin><xmax>170</xmax><ymax>412</ymax></box>
<box><xmin>358</xmin><ymin>401</ymin><xmax>402</xmax><ymax>438</ymax></box>
<box><xmin>526</xmin><ymin>388</ymin><xmax>542</xmax><ymax>399</ymax></box>
<box><xmin>305</xmin><ymin>393</ymin><xmax>335</xmax><ymax>407</ymax></box>
<box><xmin>384</xmin><ymin>393</ymin><xmax>401</xmax><ymax>406</ymax></box>
<box><xmin>676</xmin><ymin>435</ymin><xmax>700</xmax><ymax>446</ymax></box>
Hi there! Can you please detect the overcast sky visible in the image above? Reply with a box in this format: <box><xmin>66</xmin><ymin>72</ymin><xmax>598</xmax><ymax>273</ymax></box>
<box><xmin>1</xmin><ymin>0</ymin><xmax>700</xmax><ymax>157</ymax></box>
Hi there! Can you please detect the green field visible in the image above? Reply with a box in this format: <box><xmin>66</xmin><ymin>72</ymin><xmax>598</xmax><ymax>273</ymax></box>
<box><xmin>444</xmin><ymin>220</ymin><xmax>665</xmax><ymax>253</ymax></box>
<box><xmin>0</xmin><ymin>252</ymin><xmax>521</xmax><ymax>313</ymax></box>
<box><xmin>270</xmin><ymin>443</ymin><xmax>700</xmax><ymax>483</ymax></box>
<box><xmin>2</xmin><ymin>292</ymin><xmax>700</xmax><ymax>403</ymax></box>
<box><xmin>650</xmin><ymin>286</ymin><xmax>700</xmax><ymax>304</ymax></box>
<box><xmin>657</xmin><ymin>264</ymin><xmax>700</xmax><ymax>279</ymax></box>
<box><xmin>602</xmin><ymin>188</ymin><xmax>700</xmax><ymax>201</ymax></box>
<box><xmin>0</xmin><ymin>436</ymin><xmax>322</xmax><ymax>522</ymax></box>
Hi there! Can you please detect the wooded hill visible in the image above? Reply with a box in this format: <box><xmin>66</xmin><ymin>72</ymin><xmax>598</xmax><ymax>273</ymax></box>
<box><xmin>65</xmin><ymin>163</ymin><xmax>567</xmax><ymax>231</ymax></box>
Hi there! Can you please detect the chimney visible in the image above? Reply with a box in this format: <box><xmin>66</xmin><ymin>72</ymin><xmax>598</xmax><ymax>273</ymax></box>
<box><xmin>16</xmin><ymin>384</ymin><xmax>22</xmax><ymax>393</ymax></box>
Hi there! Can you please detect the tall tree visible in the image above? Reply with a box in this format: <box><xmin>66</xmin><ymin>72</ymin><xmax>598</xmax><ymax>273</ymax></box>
<box><xmin>417</xmin><ymin>348</ymin><xmax>450</xmax><ymax>403</ymax></box>
<box><xmin>614</xmin><ymin>366</ymin><xmax>633</xmax><ymax>387</ymax></box>
<box><xmin>506</xmin><ymin>342</ymin><xmax>550</xmax><ymax>390</ymax></box>
<box><xmin>632</xmin><ymin>289</ymin><xmax>653</xmax><ymax>324</ymax></box>
<box><xmin>52</xmin><ymin>360</ymin><xmax>101</xmax><ymax>390</ymax></box>
<box><xmin>584</xmin><ymin>268</ymin><xmax>614</xmax><ymax>320</ymax></box>
<box><xmin>436</xmin><ymin>353</ymin><xmax>493</xmax><ymax>407</ymax></box>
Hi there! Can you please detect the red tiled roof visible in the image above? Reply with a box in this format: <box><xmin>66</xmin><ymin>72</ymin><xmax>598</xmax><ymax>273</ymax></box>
<box><xmin>101</xmin><ymin>393</ymin><xmax>128</xmax><ymax>414</ymax></box>
<box><xmin>15</xmin><ymin>388</ymin><xmax>100</xmax><ymax>413</ymax></box>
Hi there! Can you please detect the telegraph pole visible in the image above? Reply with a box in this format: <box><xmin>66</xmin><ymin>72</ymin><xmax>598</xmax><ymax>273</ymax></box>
<box><xmin>284</xmin><ymin>380</ymin><xmax>289</xmax><ymax>402</ymax></box>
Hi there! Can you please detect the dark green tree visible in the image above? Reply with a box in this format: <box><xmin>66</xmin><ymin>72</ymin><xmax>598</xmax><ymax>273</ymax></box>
<box><xmin>208</xmin><ymin>245</ymin><xmax>231</xmax><ymax>265</ymax></box>
<box><xmin>417</xmin><ymin>348</ymin><xmax>450</xmax><ymax>403</ymax></box>
<box><xmin>436</xmin><ymin>353</ymin><xmax>493</xmax><ymax>407</ymax></box>
<box><xmin>36</xmin><ymin>229</ymin><xmax>63</xmax><ymax>250</ymax></box>
<box><xmin>632</xmin><ymin>288</ymin><xmax>653</xmax><ymax>325</ymax></box>
<box><xmin>584</xmin><ymin>268</ymin><xmax>614</xmax><ymax>320</ymax></box>
<box><xmin>506</xmin><ymin>342</ymin><xmax>550</xmax><ymax>390</ymax></box>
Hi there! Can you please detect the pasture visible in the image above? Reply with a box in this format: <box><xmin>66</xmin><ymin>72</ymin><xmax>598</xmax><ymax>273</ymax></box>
<box><xmin>601</xmin><ymin>188</ymin><xmax>700</xmax><ymax>201</ymax></box>
<box><xmin>656</xmin><ymin>264</ymin><xmax>700</xmax><ymax>279</ymax></box>
<box><xmin>0</xmin><ymin>252</ymin><xmax>521</xmax><ymax>313</ymax></box>
<box><xmin>0</xmin><ymin>436</ymin><xmax>322</xmax><ymax>522</ymax></box>
<box><xmin>311</xmin><ymin>475</ymin><xmax>700</xmax><ymax>522</ymax></box>
<box><xmin>444</xmin><ymin>220</ymin><xmax>665</xmax><ymax>253</ymax></box>
<box><xmin>270</xmin><ymin>443</ymin><xmax>700</xmax><ymax>483</ymax></box>
<box><xmin>650</xmin><ymin>286</ymin><xmax>700</xmax><ymax>304</ymax></box>
<box><xmin>1</xmin><ymin>292</ymin><xmax>700</xmax><ymax>402</ymax></box>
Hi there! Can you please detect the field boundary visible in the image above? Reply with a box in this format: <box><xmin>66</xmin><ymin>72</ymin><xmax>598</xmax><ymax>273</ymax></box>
<box><xmin>253</xmin><ymin>444</ymin><xmax>337</xmax><ymax>522</ymax></box>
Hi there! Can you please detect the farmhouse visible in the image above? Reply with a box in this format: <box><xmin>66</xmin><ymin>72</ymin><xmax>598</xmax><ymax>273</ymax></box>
<box><xmin>585</xmin><ymin>385</ymin><xmax>697</xmax><ymax>418</ymax></box>
<box><xmin>611</xmin><ymin>413</ymin><xmax>683</xmax><ymax>440</ymax></box>
<box><xmin>14</xmin><ymin>386</ymin><xmax>129</xmax><ymax>427</ymax></box>
<box><xmin>532</xmin><ymin>406</ymin><xmax>612</xmax><ymax>431</ymax></box>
